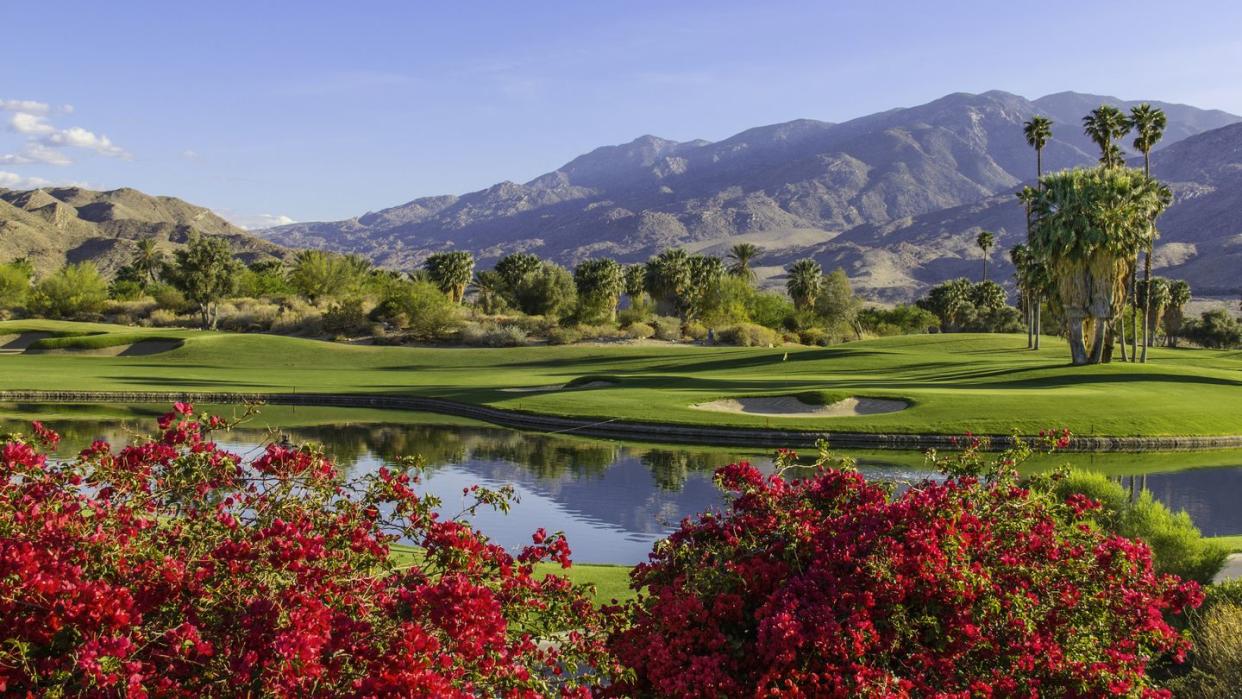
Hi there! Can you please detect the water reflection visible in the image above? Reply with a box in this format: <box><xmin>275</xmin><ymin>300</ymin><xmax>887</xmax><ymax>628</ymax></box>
<box><xmin>2</xmin><ymin>404</ymin><xmax>1240</xmax><ymax>561</ymax></box>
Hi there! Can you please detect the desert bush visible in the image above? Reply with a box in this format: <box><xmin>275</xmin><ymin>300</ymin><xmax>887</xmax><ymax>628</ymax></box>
<box><xmin>214</xmin><ymin>298</ymin><xmax>281</xmax><ymax>333</ymax></box>
<box><xmin>1047</xmin><ymin>471</ymin><xmax>1227</xmax><ymax>584</ymax></box>
<box><xmin>858</xmin><ymin>304</ymin><xmax>939</xmax><ymax>336</ymax></box>
<box><xmin>1167</xmin><ymin>593</ymin><xmax>1242</xmax><ymax>698</ymax></box>
<box><xmin>104</xmin><ymin>299</ymin><xmax>158</xmax><ymax>326</ymax></box>
<box><xmin>682</xmin><ymin>321</ymin><xmax>708</xmax><ymax>341</ymax></box>
<box><xmin>651</xmin><ymin>316</ymin><xmax>682</xmax><ymax>341</ymax></box>
<box><xmin>459</xmin><ymin>321</ymin><xmax>527</xmax><ymax>347</ymax></box>
<box><xmin>0</xmin><ymin>406</ymin><xmax>612</xmax><ymax>695</ymax></box>
<box><xmin>323</xmin><ymin>298</ymin><xmax>372</xmax><ymax>338</ymax></box>
<box><xmin>606</xmin><ymin>444</ymin><xmax>1200</xmax><ymax>697</ymax></box>
<box><xmin>623</xmin><ymin>322</ymin><xmax>655</xmax><ymax>340</ymax></box>
<box><xmin>717</xmin><ymin>322</ymin><xmax>779</xmax><ymax>347</ymax></box>
<box><xmin>547</xmin><ymin>326</ymin><xmax>583</xmax><ymax>345</ymax></box>
<box><xmin>108</xmin><ymin>278</ymin><xmax>145</xmax><ymax>301</ymax></box>
<box><xmin>799</xmin><ymin>327</ymin><xmax>832</xmax><ymax>346</ymax></box>
<box><xmin>391</xmin><ymin>280</ymin><xmax>460</xmax><ymax>340</ymax></box>
<box><xmin>148</xmin><ymin>282</ymin><xmax>191</xmax><ymax>313</ymax></box>
<box><xmin>28</xmin><ymin>263</ymin><xmax>109</xmax><ymax>320</ymax></box>
<box><xmin>0</xmin><ymin>261</ymin><xmax>32</xmax><ymax>312</ymax></box>
<box><xmin>146</xmin><ymin>308</ymin><xmax>183</xmax><ymax>327</ymax></box>
<box><xmin>270</xmin><ymin>299</ymin><xmax>325</xmax><ymax>337</ymax></box>
<box><xmin>1182</xmin><ymin>309</ymin><xmax>1242</xmax><ymax>349</ymax></box>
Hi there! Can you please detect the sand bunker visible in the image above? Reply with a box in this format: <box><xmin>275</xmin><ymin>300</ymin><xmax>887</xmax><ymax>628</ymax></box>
<box><xmin>693</xmin><ymin>396</ymin><xmax>908</xmax><ymax>418</ymax></box>
<box><xmin>500</xmin><ymin>381</ymin><xmax>615</xmax><ymax>393</ymax></box>
<box><xmin>25</xmin><ymin>339</ymin><xmax>182</xmax><ymax>357</ymax></box>
<box><xmin>0</xmin><ymin>332</ymin><xmax>51</xmax><ymax>353</ymax></box>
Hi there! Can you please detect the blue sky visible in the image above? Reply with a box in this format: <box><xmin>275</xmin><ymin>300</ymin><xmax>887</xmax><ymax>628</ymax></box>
<box><xmin>3</xmin><ymin>0</ymin><xmax>1240</xmax><ymax>227</ymax></box>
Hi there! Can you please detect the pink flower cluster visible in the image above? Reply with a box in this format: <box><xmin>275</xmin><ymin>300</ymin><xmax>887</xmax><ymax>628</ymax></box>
<box><xmin>0</xmin><ymin>405</ymin><xmax>613</xmax><ymax>696</ymax></box>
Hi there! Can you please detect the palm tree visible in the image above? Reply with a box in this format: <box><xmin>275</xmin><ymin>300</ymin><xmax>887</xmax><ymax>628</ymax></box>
<box><xmin>684</xmin><ymin>255</ymin><xmax>726</xmax><ymax>319</ymax></box>
<box><xmin>471</xmin><ymin>269</ymin><xmax>507</xmax><ymax>314</ymax></box>
<box><xmin>1082</xmin><ymin>105</ymin><xmax>1130</xmax><ymax>168</ymax></box>
<box><xmin>1130</xmin><ymin>104</ymin><xmax>1167</xmax><ymax>363</ymax></box>
<box><xmin>1029</xmin><ymin>166</ymin><xmax>1168</xmax><ymax>365</ymax></box>
<box><xmin>785</xmin><ymin>258</ymin><xmax>823</xmax><ymax>311</ymax></box>
<box><xmin>643</xmin><ymin>249</ymin><xmax>691</xmax><ymax>317</ymax></box>
<box><xmin>1023</xmin><ymin>116</ymin><xmax>1053</xmax><ymax>181</ymax></box>
<box><xmin>1010</xmin><ymin>244</ymin><xmax>1033</xmax><ymax>348</ymax></box>
<box><xmin>726</xmin><ymin>243</ymin><xmax>759</xmax><ymax>280</ymax></box>
<box><xmin>423</xmin><ymin>251</ymin><xmax>475</xmax><ymax>303</ymax></box>
<box><xmin>976</xmin><ymin>230</ymin><xmax>995</xmax><ymax>282</ymax></box>
<box><xmin>132</xmin><ymin>239</ymin><xmax>166</xmax><ymax>285</ymax></box>
<box><xmin>573</xmin><ymin>258</ymin><xmax>626</xmax><ymax>322</ymax></box>
<box><xmin>1164</xmin><ymin>279</ymin><xmax>1191</xmax><ymax>347</ymax></box>
<box><xmin>1022</xmin><ymin>117</ymin><xmax>1052</xmax><ymax>349</ymax></box>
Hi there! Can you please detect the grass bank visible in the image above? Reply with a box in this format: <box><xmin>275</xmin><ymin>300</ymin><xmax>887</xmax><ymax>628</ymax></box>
<box><xmin>2</xmin><ymin>320</ymin><xmax>1241</xmax><ymax>439</ymax></box>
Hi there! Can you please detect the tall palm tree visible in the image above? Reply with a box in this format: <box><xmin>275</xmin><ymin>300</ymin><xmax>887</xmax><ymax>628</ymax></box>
<box><xmin>726</xmin><ymin>243</ymin><xmax>759</xmax><ymax>280</ymax></box>
<box><xmin>643</xmin><ymin>249</ymin><xmax>691</xmax><ymax>317</ymax></box>
<box><xmin>423</xmin><ymin>251</ymin><xmax>475</xmax><ymax>303</ymax></box>
<box><xmin>1022</xmin><ymin>117</ymin><xmax>1052</xmax><ymax>349</ymax></box>
<box><xmin>1129</xmin><ymin>104</ymin><xmax>1167</xmax><ymax>363</ymax></box>
<box><xmin>785</xmin><ymin>258</ymin><xmax>823</xmax><ymax>311</ymax></box>
<box><xmin>573</xmin><ymin>258</ymin><xmax>626</xmax><ymax>322</ymax></box>
<box><xmin>976</xmin><ymin>230</ymin><xmax>995</xmax><ymax>282</ymax></box>
<box><xmin>1023</xmin><ymin>116</ymin><xmax>1053</xmax><ymax>182</ymax></box>
<box><xmin>132</xmin><ymin>239</ymin><xmax>166</xmax><ymax>285</ymax></box>
<box><xmin>1082</xmin><ymin>105</ymin><xmax>1130</xmax><ymax>168</ymax></box>
<box><xmin>1164</xmin><ymin>279</ymin><xmax>1191</xmax><ymax>347</ymax></box>
<box><xmin>1009</xmin><ymin>244</ymin><xmax>1033</xmax><ymax>348</ymax></box>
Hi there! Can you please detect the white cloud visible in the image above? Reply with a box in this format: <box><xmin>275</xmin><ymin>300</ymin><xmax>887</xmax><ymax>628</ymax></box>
<box><xmin>43</xmin><ymin>126</ymin><xmax>129</xmax><ymax>158</ymax></box>
<box><xmin>10</xmin><ymin>112</ymin><xmax>55</xmax><ymax>135</ymax></box>
<box><xmin>22</xmin><ymin>142</ymin><xmax>73</xmax><ymax>165</ymax></box>
<box><xmin>0</xmin><ymin>99</ymin><xmax>51</xmax><ymax>115</ymax></box>
<box><xmin>215</xmin><ymin>210</ymin><xmax>297</xmax><ymax>229</ymax></box>
<box><xmin>0</xmin><ymin>170</ymin><xmax>54</xmax><ymax>189</ymax></box>
<box><xmin>181</xmin><ymin>149</ymin><xmax>200</xmax><ymax>160</ymax></box>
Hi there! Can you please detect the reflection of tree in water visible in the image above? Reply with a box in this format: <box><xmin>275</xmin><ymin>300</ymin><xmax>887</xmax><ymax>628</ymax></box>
<box><xmin>637</xmin><ymin>449</ymin><xmax>747</xmax><ymax>491</ymax></box>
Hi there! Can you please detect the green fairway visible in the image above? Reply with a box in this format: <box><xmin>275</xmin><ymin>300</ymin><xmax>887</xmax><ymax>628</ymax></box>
<box><xmin>1208</xmin><ymin>536</ymin><xmax>1242</xmax><ymax>553</ymax></box>
<box><xmin>3</xmin><ymin>319</ymin><xmax>1242</xmax><ymax>438</ymax></box>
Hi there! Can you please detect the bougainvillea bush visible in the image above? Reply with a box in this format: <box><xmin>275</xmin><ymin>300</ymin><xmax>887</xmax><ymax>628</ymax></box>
<box><xmin>0</xmin><ymin>404</ymin><xmax>613</xmax><ymax>696</ymax></box>
<box><xmin>605</xmin><ymin>440</ymin><xmax>1202</xmax><ymax>698</ymax></box>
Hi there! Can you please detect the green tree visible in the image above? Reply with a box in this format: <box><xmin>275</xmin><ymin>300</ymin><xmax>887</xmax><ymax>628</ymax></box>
<box><xmin>971</xmin><ymin>280</ymin><xmax>1007</xmax><ymax>311</ymax></box>
<box><xmin>917</xmin><ymin>278</ymin><xmax>974</xmax><ymax>331</ymax></box>
<box><xmin>726</xmin><ymin>243</ymin><xmax>759</xmax><ymax>281</ymax></box>
<box><xmin>814</xmin><ymin>267</ymin><xmax>860</xmax><ymax>339</ymax></box>
<box><xmin>573</xmin><ymin>258</ymin><xmax>626</xmax><ymax>322</ymax></box>
<box><xmin>289</xmin><ymin>250</ymin><xmax>368</xmax><ymax>304</ymax></box>
<box><xmin>166</xmin><ymin>233</ymin><xmax>241</xmax><ymax>329</ymax></box>
<box><xmin>1137</xmin><ymin>277</ymin><xmax>1171</xmax><ymax>348</ymax></box>
<box><xmin>1129</xmin><ymin>104</ymin><xmax>1167</xmax><ymax>363</ymax></box>
<box><xmin>513</xmin><ymin>262</ymin><xmax>577</xmax><ymax>319</ymax></box>
<box><xmin>29</xmin><ymin>263</ymin><xmax>110</xmax><ymax>320</ymax></box>
<box><xmin>784</xmin><ymin>258</ymin><xmax>822</xmax><ymax>311</ymax></box>
<box><xmin>976</xmin><ymin>230</ymin><xmax>995</xmax><ymax>282</ymax></box>
<box><xmin>683</xmin><ymin>255</ymin><xmax>726</xmax><ymax>320</ymax></box>
<box><xmin>236</xmin><ymin>259</ymin><xmax>292</xmax><ymax>297</ymax></box>
<box><xmin>423</xmin><ymin>251</ymin><xmax>475</xmax><ymax>303</ymax></box>
<box><xmin>1029</xmin><ymin>167</ymin><xmax>1169</xmax><ymax>365</ymax></box>
<box><xmin>493</xmin><ymin>253</ymin><xmax>543</xmax><ymax>307</ymax></box>
<box><xmin>390</xmin><ymin>279</ymin><xmax>460</xmax><ymax>339</ymax></box>
<box><xmin>643</xmin><ymin>249</ymin><xmax>691</xmax><ymax>317</ymax></box>
<box><xmin>1022</xmin><ymin>116</ymin><xmax>1053</xmax><ymax>181</ymax></box>
<box><xmin>1082</xmin><ymin>105</ymin><xmax>1130</xmax><ymax>168</ymax></box>
<box><xmin>0</xmin><ymin>261</ymin><xmax>33</xmax><ymax>313</ymax></box>
<box><xmin>1021</xmin><ymin>116</ymin><xmax>1053</xmax><ymax>349</ymax></box>
<box><xmin>471</xmin><ymin>270</ymin><xmax>508</xmax><ymax>314</ymax></box>
<box><xmin>131</xmin><ymin>239</ymin><xmax>166</xmax><ymax>286</ymax></box>
<box><xmin>1163</xmin><ymin>279</ymin><xmax>1191</xmax><ymax>347</ymax></box>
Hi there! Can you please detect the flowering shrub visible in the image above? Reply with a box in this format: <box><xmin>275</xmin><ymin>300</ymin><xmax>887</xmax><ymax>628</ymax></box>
<box><xmin>605</xmin><ymin>440</ymin><xmax>1201</xmax><ymax>697</ymax></box>
<box><xmin>0</xmin><ymin>404</ymin><xmax>612</xmax><ymax>696</ymax></box>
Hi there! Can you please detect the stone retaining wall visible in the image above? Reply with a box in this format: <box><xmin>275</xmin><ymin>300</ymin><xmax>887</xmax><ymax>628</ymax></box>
<box><xmin>3</xmin><ymin>390</ymin><xmax>1241</xmax><ymax>452</ymax></box>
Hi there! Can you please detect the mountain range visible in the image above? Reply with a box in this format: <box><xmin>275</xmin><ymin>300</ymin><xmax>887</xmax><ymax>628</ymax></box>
<box><xmin>0</xmin><ymin>187</ymin><xmax>287</xmax><ymax>276</ymax></box>
<box><xmin>258</xmin><ymin>90</ymin><xmax>1242</xmax><ymax>300</ymax></box>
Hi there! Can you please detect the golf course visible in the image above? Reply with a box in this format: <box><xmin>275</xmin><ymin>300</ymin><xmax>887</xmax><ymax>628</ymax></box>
<box><xmin>3</xmin><ymin>318</ymin><xmax>1241</xmax><ymax>440</ymax></box>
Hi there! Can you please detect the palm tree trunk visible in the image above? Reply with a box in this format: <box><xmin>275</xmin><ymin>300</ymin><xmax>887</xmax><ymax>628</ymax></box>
<box><xmin>1119</xmin><ymin>308</ymin><xmax>1129</xmax><ymax>362</ymax></box>
<box><xmin>1141</xmin><ymin>247</ymin><xmax>1153</xmax><ymax>362</ymax></box>
<box><xmin>1067</xmin><ymin>310</ymin><xmax>1088</xmax><ymax>365</ymax></box>
<box><xmin>1088</xmin><ymin>316</ymin><xmax>1107</xmax><ymax>364</ymax></box>
<box><xmin>1034</xmin><ymin>297</ymin><xmax>1041</xmax><ymax>350</ymax></box>
<box><xmin>1025</xmin><ymin>292</ymin><xmax>1033</xmax><ymax>348</ymax></box>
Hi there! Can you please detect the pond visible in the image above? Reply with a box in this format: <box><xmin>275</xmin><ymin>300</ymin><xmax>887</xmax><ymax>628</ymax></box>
<box><xmin>3</xmin><ymin>402</ymin><xmax>1240</xmax><ymax>563</ymax></box>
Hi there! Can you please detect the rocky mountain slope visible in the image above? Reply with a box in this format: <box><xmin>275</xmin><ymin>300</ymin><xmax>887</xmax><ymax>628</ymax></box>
<box><xmin>0</xmin><ymin>187</ymin><xmax>288</xmax><ymax>275</ymax></box>
<box><xmin>259</xmin><ymin>90</ymin><xmax>1239</xmax><ymax>300</ymax></box>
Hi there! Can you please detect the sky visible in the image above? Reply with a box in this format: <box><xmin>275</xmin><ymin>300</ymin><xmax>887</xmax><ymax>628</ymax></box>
<box><xmin>3</xmin><ymin>0</ymin><xmax>1242</xmax><ymax>228</ymax></box>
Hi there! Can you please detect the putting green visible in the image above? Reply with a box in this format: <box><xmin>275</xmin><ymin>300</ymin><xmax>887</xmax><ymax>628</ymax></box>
<box><xmin>2</xmin><ymin>319</ymin><xmax>1241</xmax><ymax>438</ymax></box>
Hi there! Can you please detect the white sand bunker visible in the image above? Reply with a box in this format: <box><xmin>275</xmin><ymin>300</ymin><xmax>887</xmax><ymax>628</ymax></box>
<box><xmin>693</xmin><ymin>396</ymin><xmax>908</xmax><ymax>418</ymax></box>
<box><xmin>500</xmin><ymin>381</ymin><xmax>615</xmax><ymax>393</ymax></box>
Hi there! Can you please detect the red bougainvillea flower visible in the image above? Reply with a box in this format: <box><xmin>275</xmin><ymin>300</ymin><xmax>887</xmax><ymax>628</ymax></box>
<box><xmin>604</xmin><ymin>436</ymin><xmax>1199</xmax><ymax>698</ymax></box>
<box><xmin>0</xmin><ymin>405</ymin><xmax>616</xmax><ymax>696</ymax></box>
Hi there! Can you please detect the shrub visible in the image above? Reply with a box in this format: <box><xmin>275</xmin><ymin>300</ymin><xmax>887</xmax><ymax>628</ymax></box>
<box><xmin>1182</xmin><ymin>309</ymin><xmax>1242</xmax><ymax>349</ymax></box>
<box><xmin>108</xmin><ymin>278</ymin><xmax>145</xmax><ymax>301</ymax></box>
<box><xmin>322</xmin><ymin>298</ymin><xmax>372</xmax><ymax>338</ymax></box>
<box><xmin>148</xmin><ymin>282</ymin><xmax>191</xmax><ymax>313</ymax></box>
<box><xmin>651</xmin><ymin>316</ymin><xmax>681</xmax><ymax>341</ymax></box>
<box><xmin>717</xmin><ymin>322</ymin><xmax>779</xmax><ymax>347</ymax></box>
<box><xmin>1167</xmin><ymin>598</ymin><xmax>1242</xmax><ymax>697</ymax></box>
<box><xmin>146</xmin><ymin>308</ymin><xmax>182</xmax><ymax>327</ymax></box>
<box><xmin>1048</xmin><ymin>471</ymin><xmax>1228</xmax><ymax>584</ymax></box>
<box><xmin>0</xmin><ymin>406</ymin><xmax>612</xmax><ymax>695</ymax></box>
<box><xmin>623</xmin><ymin>322</ymin><xmax>655</xmax><ymax>340</ymax></box>
<box><xmin>547</xmin><ymin>326</ymin><xmax>583</xmax><ymax>345</ymax></box>
<box><xmin>215</xmin><ymin>298</ymin><xmax>282</xmax><ymax>333</ymax></box>
<box><xmin>682</xmin><ymin>321</ymin><xmax>707</xmax><ymax>341</ymax></box>
<box><xmin>459</xmin><ymin>321</ymin><xmax>527</xmax><ymax>347</ymax></box>
<box><xmin>28</xmin><ymin>263</ymin><xmax>109</xmax><ymax>320</ymax></box>
<box><xmin>858</xmin><ymin>305</ymin><xmax>939</xmax><ymax>336</ymax></box>
<box><xmin>798</xmin><ymin>327</ymin><xmax>832</xmax><ymax>346</ymax></box>
<box><xmin>392</xmin><ymin>280</ymin><xmax>460</xmax><ymax>340</ymax></box>
<box><xmin>0</xmin><ymin>261</ymin><xmax>32</xmax><ymax>312</ymax></box>
<box><xmin>606</xmin><ymin>446</ymin><xmax>1200</xmax><ymax>697</ymax></box>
